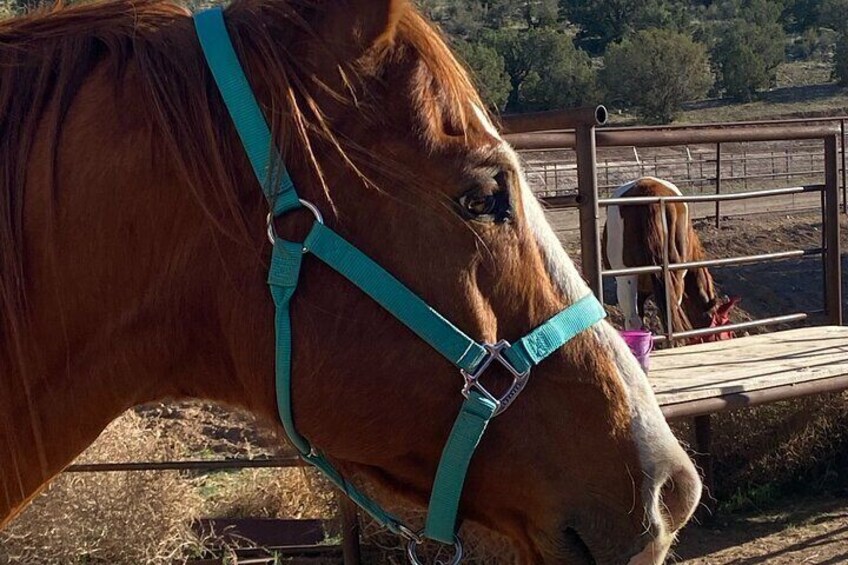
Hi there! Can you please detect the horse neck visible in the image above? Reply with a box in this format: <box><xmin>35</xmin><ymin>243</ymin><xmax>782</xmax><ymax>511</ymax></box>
<box><xmin>0</xmin><ymin>48</ymin><xmax>280</xmax><ymax>528</ymax></box>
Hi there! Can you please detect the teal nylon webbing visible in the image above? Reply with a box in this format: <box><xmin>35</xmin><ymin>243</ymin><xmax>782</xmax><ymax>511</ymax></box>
<box><xmin>304</xmin><ymin>222</ymin><xmax>488</xmax><ymax>373</ymax></box>
<box><xmin>267</xmin><ymin>241</ymin><xmax>311</xmax><ymax>455</ymax></box>
<box><xmin>194</xmin><ymin>8</ymin><xmax>299</xmax><ymax>216</ymax></box>
<box><xmin>423</xmin><ymin>391</ymin><xmax>497</xmax><ymax>543</ymax></box>
<box><xmin>503</xmin><ymin>294</ymin><xmax>607</xmax><ymax>374</ymax></box>
<box><xmin>304</xmin><ymin>452</ymin><xmax>407</xmax><ymax>534</ymax></box>
<box><xmin>267</xmin><ymin>241</ymin><xmax>407</xmax><ymax>533</ymax></box>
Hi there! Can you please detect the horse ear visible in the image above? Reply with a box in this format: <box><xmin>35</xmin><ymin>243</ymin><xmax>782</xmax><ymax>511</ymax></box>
<box><xmin>316</xmin><ymin>0</ymin><xmax>406</xmax><ymax>60</ymax></box>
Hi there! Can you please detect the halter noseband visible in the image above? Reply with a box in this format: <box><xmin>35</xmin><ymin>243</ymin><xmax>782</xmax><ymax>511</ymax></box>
<box><xmin>194</xmin><ymin>8</ymin><xmax>606</xmax><ymax>562</ymax></box>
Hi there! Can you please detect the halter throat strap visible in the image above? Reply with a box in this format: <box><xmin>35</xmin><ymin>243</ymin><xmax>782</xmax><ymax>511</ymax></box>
<box><xmin>194</xmin><ymin>6</ymin><xmax>606</xmax><ymax>554</ymax></box>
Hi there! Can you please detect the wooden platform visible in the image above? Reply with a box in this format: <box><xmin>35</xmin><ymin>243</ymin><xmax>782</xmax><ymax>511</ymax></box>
<box><xmin>650</xmin><ymin>326</ymin><xmax>848</xmax><ymax>418</ymax></box>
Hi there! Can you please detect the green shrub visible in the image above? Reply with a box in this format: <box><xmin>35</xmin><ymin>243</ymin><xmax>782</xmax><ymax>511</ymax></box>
<box><xmin>453</xmin><ymin>40</ymin><xmax>511</xmax><ymax>112</ymax></box>
<box><xmin>711</xmin><ymin>20</ymin><xmax>786</xmax><ymax>100</ymax></box>
<box><xmin>483</xmin><ymin>28</ymin><xmax>598</xmax><ymax>112</ymax></box>
<box><xmin>601</xmin><ymin>28</ymin><xmax>713</xmax><ymax>123</ymax></box>
<box><xmin>834</xmin><ymin>32</ymin><xmax>848</xmax><ymax>85</ymax></box>
<box><xmin>819</xmin><ymin>0</ymin><xmax>848</xmax><ymax>33</ymax></box>
<box><xmin>788</xmin><ymin>27</ymin><xmax>838</xmax><ymax>61</ymax></box>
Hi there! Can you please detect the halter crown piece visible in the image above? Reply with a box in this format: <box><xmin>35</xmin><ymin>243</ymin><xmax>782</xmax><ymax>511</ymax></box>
<box><xmin>193</xmin><ymin>8</ymin><xmax>607</xmax><ymax>563</ymax></box>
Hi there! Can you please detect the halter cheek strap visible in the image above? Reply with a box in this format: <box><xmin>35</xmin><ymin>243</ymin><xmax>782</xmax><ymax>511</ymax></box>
<box><xmin>194</xmin><ymin>7</ymin><xmax>606</xmax><ymax>558</ymax></box>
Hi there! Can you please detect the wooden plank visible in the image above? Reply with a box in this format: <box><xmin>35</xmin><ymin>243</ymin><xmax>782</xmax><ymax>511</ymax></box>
<box><xmin>650</xmin><ymin>326</ymin><xmax>848</xmax><ymax>406</ymax></box>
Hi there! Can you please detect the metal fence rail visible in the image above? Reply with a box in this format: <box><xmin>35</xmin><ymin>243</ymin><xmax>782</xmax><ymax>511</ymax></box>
<box><xmin>512</xmin><ymin>114</ymin><xmax>848</xmax><ymax>217</ymax></box>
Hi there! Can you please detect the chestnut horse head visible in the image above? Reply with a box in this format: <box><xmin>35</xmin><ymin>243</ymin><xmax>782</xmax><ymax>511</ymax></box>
<box><xmin>0</xmin><ymin>1</ymin><xmax>700</xmax><ymax>562</ymax></box>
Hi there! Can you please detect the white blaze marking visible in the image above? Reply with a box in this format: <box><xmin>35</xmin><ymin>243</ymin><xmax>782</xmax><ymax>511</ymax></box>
<box><xmin>472</xmin><ymin>104</ymin><xmax>503</xmax><ymax>141</ymax></box>
<box><xmin>501</xmin><ymin>163</ymin><xmax>688</xmax><ymax>536</ymax></box>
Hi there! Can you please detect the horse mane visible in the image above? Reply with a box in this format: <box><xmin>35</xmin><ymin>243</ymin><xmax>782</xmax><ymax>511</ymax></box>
<box><xmin>686</xmin><ymin>223</ymin><xmax>717</xmax><ymax>302</ymax></box>
<box><xmin>0</xmin><ymin>0</ymin><xmax>485</xmax><ymax>365</ymax></box>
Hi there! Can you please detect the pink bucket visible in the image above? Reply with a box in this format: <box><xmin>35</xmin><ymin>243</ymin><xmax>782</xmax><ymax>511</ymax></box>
<box><xmin>620</xmin><ymin>330</ymin><xmax>654</xmax><ymax>373</ymax></box>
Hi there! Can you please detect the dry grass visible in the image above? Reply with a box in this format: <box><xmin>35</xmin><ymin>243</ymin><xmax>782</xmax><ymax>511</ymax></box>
<box><xmin>202</xmin><ymin>467</ymin><xmax>337</xmax><ymax>521</ymax></box>
<box><xmin>357</xmin><ymin>505</ymin><xmax>517</xmax><ymax>564</ymax></box>
<box><xmin>0</xmin><ymin>407</ymin><xmax>345</xmax><ymax>564</ymax></box>
<box><xmin>0</xmin><ymin>412</ymin><xmax>207</xmax><ymax>564</ymax></box>
<box><xmin>709</xmin><ymin>393</ymin><xmax>848</xmax><ymax>509</ymax></box>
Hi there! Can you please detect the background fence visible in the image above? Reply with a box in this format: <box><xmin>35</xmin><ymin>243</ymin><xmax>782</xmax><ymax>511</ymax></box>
<box><xmin>526</xmin><ymin>116</ymin><xmax>848</xmax><ymax>222</ymax></box>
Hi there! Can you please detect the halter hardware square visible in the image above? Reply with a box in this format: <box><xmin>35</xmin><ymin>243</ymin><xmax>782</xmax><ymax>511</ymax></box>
<box><xmin>461</xmin><ymin>340</ymin><xmax>530</xmax><ymax>416</ymax></box>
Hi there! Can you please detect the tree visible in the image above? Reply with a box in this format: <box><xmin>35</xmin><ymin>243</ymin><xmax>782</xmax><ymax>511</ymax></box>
<box><xmin>453</xmin><ymin>40</ymin><xmax>512</xmax><ymax>111</ymax></box>
<box><xmin>601</xmin><ymin>28</ymin><xmax>713</xmax><ymax>123</ymax></box>
<box><xmin>1</xmin><ymin>0</ymin><xmax>21</xmax><ymax>17</ymax></box>
<box><xmin>427</xmin><ymin>1</ymin><xmax>487</xmax><ymax>39</ymax></box>
<box><xmin>782</xmin><ymin>0</ymin><xmax>822</xmax><ymax>33</ymax></box>
<box><xmin>560</xmin><ymin>0</ymin><xmax>691</xmax><ymax>53</ymax></box>
<box><xmin>698</xmin><ymin>1</ymin><xmax>786</xmax><ymax>100</ymax></box>
<box><xmin>833</xmin><ymin>32</ymin><xmax>848</xmax><ymax>85</ymax></box>
<box><xmin>483</xmin><ymin>27</ymin><xmax>598</xmax><ymax>112</ymax></box>
<box><xmin>711</xmin><ymin>19</ymin><xmax>785</xmax><ymax>100</ymax></box>
<box><xmin>561</xmin><ymin>0</ymin><xmax>641</xmax><ymax>51</ymax></box>
<box><xmin>523</xmin><ymin>0</ymin><xmax>559</xmax><ymax>28</ymax></box>
<box><xmin>633</xmin><ymin>0</ymin><xmax>690</xmax><ymax>31</ymax></box>
<box><xmin>819</xmin><ymin>0</ymin><xmax>848</xmax><ymax>33</ymax></box>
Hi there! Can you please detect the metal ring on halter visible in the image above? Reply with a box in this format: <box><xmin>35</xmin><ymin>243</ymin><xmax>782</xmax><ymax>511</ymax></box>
<box><xmin>407</xmin><ymin>536</ymin><xmax>463</xmax><ymax>565</ymax></box>
<box><xmin>266</xmin><ymin>198</ymin><xmax>325</xmax><ymax>245</ymax></box>
<box><xmin>398</xmin><ymin>524</ymin><xmax>424</xmax><ymax>545</ymax></box>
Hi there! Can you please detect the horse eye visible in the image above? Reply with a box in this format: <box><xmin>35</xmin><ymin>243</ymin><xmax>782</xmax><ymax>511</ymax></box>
<box><xmin>460</xmin><ymin>191</ymin><xmax>498</xmax><ymax>217</ymax></box>
<box><xmin>458</xmin><ymin>173</ymin><xmax>512</xmax><ymax>223</ymax></box>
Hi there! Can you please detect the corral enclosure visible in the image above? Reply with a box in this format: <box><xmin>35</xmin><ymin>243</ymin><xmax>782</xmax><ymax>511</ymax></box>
<box><xmin>519</xmin><ymin>121</ymin><xmax>848</xmax><ymax>338</ymax></box>
<box><xmin>2</xmin><ymin>115</ymin><xmax>847</xmax><ymax>565</ymax></box>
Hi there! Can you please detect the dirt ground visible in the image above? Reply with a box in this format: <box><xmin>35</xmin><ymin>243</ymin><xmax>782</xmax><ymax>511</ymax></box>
<box><xmin>673</xmin><ymin>496</ymin><xmax>848</xmax><ymax>564</ymax></box>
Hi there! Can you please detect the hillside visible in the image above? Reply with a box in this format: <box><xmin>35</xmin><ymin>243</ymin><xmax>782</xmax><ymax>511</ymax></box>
<box><xmin>644</xmin><ymin>61</ymin><xmax>848</xmax><ymax>125</ymax></box>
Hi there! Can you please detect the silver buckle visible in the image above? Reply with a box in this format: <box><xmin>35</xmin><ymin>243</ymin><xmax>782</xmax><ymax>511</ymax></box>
<box><xmin>407</xmin><ymin>535</ymin><xmax>463</xmax><ymax>565</ymax></box>
<box><xmin>461</xmin><ymin>340</ymin><xmax>531</xmax><ymax>416</ymax></box>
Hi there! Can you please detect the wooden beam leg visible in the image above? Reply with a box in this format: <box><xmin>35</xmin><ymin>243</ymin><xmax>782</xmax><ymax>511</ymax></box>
<box><xmin>694</xmin><ymin>415</ymin><xmax>716</xmax><ymax>522</ymax></box>
<box><xmin>340</xmin><ymin>498</ymin><xmax>362</xmax><ymax>565</ymax></box>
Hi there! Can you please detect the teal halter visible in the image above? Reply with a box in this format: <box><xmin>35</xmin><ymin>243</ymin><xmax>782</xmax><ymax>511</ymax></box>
<box><xmin>194</xmin><ymin>8</ymin><xmax>606</xmax><ymax>563</ymax></box>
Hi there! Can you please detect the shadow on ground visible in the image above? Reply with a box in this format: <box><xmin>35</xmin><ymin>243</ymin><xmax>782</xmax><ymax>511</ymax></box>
<box><xmin>683</xmin><ymin>83</ymin><xmax>848</xmax><ymax>116</ymax></box>
<box><xmin>673</xmin><ymin>496</ymin><xmax>848</xmax><ymax>564</ymax></box>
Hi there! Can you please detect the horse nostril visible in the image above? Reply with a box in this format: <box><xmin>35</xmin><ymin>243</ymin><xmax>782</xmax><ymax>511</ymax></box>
<box><xmin>658</xmin><ymin>461</ymin><xmax>703</xmax><ymax>532</ymax></box>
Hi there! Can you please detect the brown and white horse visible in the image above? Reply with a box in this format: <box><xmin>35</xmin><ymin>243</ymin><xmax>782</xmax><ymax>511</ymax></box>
<box><xmin>0</xmin><ymin>2</ymin><xmax>700</xmax><ymax>562</ymax></box>
<box><xmin>604</xmin><ymin>177</ymin><xmax>737</xmax><ymax>341</ymax></box>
